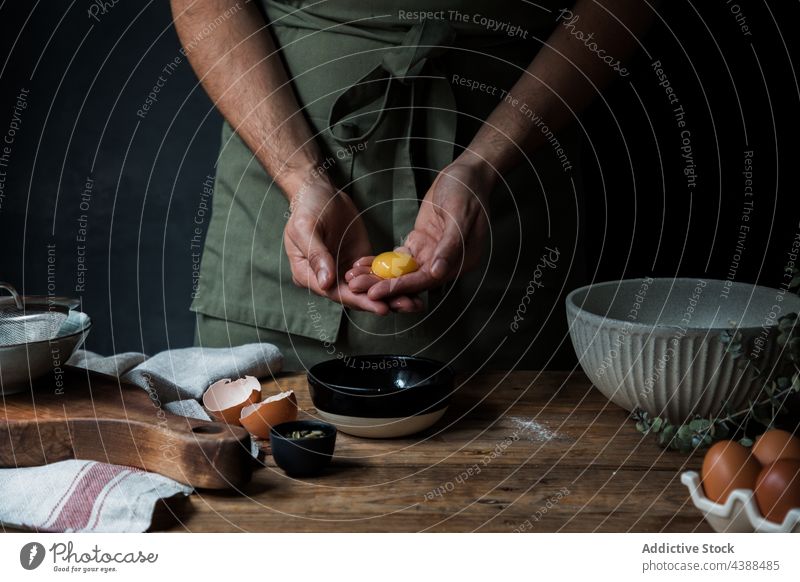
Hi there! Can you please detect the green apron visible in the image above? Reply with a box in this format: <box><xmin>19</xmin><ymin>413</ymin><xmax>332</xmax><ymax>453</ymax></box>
<box><xmin>192</xmin><ymin>0</ymin><xmax>585</xmax><ymax>371</ymax></box>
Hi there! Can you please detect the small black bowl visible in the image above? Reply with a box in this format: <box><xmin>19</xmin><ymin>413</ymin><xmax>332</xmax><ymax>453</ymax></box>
<box><xmin>307</xmin><ymin>355</ymin><xmax>455</xmax><ymax>438</ymax></box>
<box><xmin>269</xmin><ymin>420</ymin><xmax>337</xmax><ymax>477</ymax></box>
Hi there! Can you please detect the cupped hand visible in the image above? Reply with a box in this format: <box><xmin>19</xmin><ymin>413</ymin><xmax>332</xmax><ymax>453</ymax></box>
<box><xmin>284</xmin><ymin>179</ymin><xmax>421</xmax><ymax>314</ymax></box>
<box><xmin>346</xmin><ymin>160</ymin><xmax>495</xmax><ymax>301</ymax></box>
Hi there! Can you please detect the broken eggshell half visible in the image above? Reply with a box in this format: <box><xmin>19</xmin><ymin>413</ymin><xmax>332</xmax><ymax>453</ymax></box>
<box><xmin>202</xmin><ymin>376</ymin><xmax>262</xmax><ymax>425</ymax></box>
<box><xmin>240</xmin><ymin>390</ymin><xmax>298</xmax><ymax>439</ymax></box>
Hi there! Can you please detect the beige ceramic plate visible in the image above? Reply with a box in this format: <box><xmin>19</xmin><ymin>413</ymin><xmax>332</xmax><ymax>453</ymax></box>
<box><xmin>315</xmin><ymin>408</ymin><xmax>447</xmax><ymax>438</ymax></box>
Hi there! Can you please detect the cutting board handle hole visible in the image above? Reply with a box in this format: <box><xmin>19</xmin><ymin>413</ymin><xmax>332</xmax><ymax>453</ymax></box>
<box><xmin>192</xmin><ymin>424</ymin><xmax>226</xmax><ymax>434</ymax></box>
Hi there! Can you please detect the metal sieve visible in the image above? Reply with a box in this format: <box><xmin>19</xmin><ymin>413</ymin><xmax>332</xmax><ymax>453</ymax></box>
<box><xmin>0</xmin><ymin>282</ymin><xmax>91</xmax><ymax>394</ymax></box>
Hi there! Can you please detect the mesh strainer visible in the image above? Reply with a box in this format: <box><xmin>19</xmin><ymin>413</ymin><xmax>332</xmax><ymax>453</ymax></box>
<box><xmin>0</xmin><ymin>282</ymin><xmax>91</xmax><ymax>394</ymax></box>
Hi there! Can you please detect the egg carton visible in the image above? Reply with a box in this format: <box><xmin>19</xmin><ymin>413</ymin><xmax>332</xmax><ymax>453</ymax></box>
<box><xmin>681</xmin><ymin>471</ymin><xmax>800</xmax><ymax>533</ymax></box>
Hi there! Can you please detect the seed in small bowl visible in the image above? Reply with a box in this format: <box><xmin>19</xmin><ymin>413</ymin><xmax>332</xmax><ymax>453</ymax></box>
<box><xmin>288</xmin><ymin>429</ymin><xmax>326</xmax><ymax>440</ymax></box>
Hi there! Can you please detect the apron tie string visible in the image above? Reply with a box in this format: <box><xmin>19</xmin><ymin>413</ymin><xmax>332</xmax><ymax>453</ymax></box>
<box><xmin>327</xmin><ymin>20</ymin><xmax>456</xmax><ymax>146</ymax></box>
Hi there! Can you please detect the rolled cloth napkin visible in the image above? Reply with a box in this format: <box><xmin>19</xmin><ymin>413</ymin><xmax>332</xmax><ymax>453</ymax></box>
<box><xmin>0</xmin><ymin>343</ymin><xmax>282</xmax><ymax>533</ymax></box>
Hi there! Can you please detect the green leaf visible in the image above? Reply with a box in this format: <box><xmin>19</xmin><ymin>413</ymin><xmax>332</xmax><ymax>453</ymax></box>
<box><xmin>659</xmin><ymin>425</ymin><xmax>676</xmax><ymax>447</ymax></box>
<box><xmin>651</xmin><ymin>417</ymin><xmax>663</xmax><ymax>433</ymax></box>
<box><xmin>739</xmin><ymin>437</ymin><xmax>754</xmax><ymax>447</ymax></box>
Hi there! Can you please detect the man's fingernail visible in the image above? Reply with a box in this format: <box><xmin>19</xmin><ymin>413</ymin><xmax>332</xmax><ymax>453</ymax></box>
<box><xmin>432</xmin><ymin>258</ymin><xmax>448</xmax><ymax>278</ymax></box>
<box><xmin>317</xmin><ymin>269</ymin><xmax>329</xmax><ymax>287</ymax></box>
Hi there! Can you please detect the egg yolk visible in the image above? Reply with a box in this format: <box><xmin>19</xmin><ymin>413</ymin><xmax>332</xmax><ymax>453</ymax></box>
<box><xmin>371</xmin><ymin>252</ymin><xmax>419</xmax><ymax>279</ymax></box>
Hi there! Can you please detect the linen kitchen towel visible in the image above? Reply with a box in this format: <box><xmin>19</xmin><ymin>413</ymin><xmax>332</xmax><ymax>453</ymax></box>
<box><xmin>0</xmin><ymin>461</ymin><xmax>192</xmax><ymax>533</ymax></box>
<box><xmin>0</xmin><ymin>343</ymin><xmax>283</xmax><ymax>532</ymax></box>
<box><xmin>72</xmin><ymin>343</ymin><xmax>284</xmax><ymax>402</ymax></box>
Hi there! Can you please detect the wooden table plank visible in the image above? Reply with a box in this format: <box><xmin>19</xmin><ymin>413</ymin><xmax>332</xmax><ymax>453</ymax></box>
<box><xmin>159</xmin><ymin>371</ymin><xmax>709</xmax><ymax>532</ymax></box>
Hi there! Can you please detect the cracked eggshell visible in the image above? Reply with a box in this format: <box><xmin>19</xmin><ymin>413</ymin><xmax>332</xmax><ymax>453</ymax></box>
<box><xmin>202</xmin><ymin>376</ymin><xmax>262</xmax><ymax>425</ymax></box>
<box><xmin>240</xmin><ymin>390</ymin><xmax>298</xmax><ymax>439</ymax></box>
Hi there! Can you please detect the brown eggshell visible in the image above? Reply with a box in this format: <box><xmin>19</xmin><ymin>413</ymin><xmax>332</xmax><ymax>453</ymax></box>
<box><xmin>202</xmin><ymin>376</ymin><xmax>261</xmax><ymax>425</ymax></box>
<box><xmin>701</xmin><ymin>440</ymin><xmax>762</xmax><ymax>504</ymax></box>
<box><xmin>754</xmin><ymin>460</ymin><xmax>800</xmax><ymax>524</ymax></box>
<box><xmin>752</xmin><ymin>429</ymin><xmax>800</xmax><ymax>466</ymax></box>
<box><xmin>240</xmin><ymin>390</ymin><xmax>298</xmax><ymax>439</ymax></box>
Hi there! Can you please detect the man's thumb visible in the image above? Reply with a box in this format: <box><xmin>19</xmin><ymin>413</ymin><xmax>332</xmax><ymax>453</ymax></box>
<box><xmin>307</xmin><ymin>232</ymin><xmax>335</xmax><ymax>289</ymax></box>
<box><xmin>431</xmin><ymin>219</ymin><xmax>465</xmax><ymax>279</ymax></box>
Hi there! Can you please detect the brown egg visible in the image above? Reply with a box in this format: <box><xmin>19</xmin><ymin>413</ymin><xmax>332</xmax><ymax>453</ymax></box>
<box><xmin>754</xmin><ymin>460</ymin><xmax>800</xmax><ymax>524</ymax></box>
<box><xmin>202</xmin><ymin>376</ymin><xmax>261</xmax><ymax>425</ymax></box>
<box><xmin>240</xmin><ymin>390</ymin><xmax>298</xmax><ymax>439</ymax></box>
<box><xmin>701</xmin><ymin>440</ymin><xmax>762</xmax><ymax>504</ymax></box>
<box><xmin>752</xmin><ymin>429</ymin><xmax>800</xmax><ymax>466</ymax></box>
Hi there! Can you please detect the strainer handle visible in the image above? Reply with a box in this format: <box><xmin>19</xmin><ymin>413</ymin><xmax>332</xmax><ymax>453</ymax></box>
<box><xmin>0</xmin><ymin>282</ymin><xmax>24</xmax><ymax>310</ymax></box>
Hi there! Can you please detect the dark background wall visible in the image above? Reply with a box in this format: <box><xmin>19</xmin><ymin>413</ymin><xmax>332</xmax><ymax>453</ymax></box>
<box><xmin>0</xmin><ymin>0</ymin><xmax>220</xmax><ymax>355</ymax></box>
<box><xmin>0</xmin><ymin>1</ymin><xmax>797</xmax><ymax>356</ymax></box>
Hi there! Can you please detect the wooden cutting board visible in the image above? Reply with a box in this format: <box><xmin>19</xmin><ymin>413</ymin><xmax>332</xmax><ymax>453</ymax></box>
<box><xmin>0</xmin><ymin>366</ymin><xmax>253</xmax><ymax>489</ymax></box>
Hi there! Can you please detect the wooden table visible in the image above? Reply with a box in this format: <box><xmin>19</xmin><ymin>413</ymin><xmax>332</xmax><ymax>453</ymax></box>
<box><xmin>163</xmin><ymin>371</ymin><xmax>709</xmax><ymax>532</ymax></box>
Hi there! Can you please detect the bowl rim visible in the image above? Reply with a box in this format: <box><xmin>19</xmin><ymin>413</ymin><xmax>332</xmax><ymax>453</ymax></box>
<box><xmin>566</xmin><ymin>278</ymin><xmax>799</xmax><ymax>333</ymax></box>
<box><xmin>307</xmin><ymin>354</ymin><xmax>455</xmax><ymax>395</ymax></box>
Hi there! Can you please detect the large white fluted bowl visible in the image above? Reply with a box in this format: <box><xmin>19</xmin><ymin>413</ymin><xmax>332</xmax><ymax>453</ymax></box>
<box><xmin>566</xmin><ymin>278</ymin><xmax>799</xmax><ymax>423</ymax></box>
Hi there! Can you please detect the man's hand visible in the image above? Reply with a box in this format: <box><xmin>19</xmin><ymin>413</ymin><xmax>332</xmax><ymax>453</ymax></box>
<box><xmin>285</xmin><ymin>179</ymin><xmax>422</xmax><ymax>314</ymax></box>
<box><xmin>346</xmin><ymin>160</ymin><xmax>495</xmax><ymax>301</ymax></box>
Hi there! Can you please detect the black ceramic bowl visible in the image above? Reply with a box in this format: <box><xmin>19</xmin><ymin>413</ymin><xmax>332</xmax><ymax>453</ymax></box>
<box><xmin>307</xmin><ymin>355</ymin><xmax>455</xmax><ymax>438</ymax></box>
<box><xmin>270</xmin><ymin>420</ymin><xmax>337</xmax><ymax>477</ymax></box>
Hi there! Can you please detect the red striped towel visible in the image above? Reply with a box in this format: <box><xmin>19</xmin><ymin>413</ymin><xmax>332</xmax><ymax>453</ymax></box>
<box><xmin>0</xmin><ymin>460</ymin><xmax>191</xmax><ymax>532</ymax></box>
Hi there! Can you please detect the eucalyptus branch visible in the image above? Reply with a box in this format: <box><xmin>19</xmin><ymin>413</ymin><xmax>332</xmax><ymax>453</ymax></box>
<box><xmin>633</xmin><ymin>380</ymin><xmax>799</xmax><ymax>452</ymax></box>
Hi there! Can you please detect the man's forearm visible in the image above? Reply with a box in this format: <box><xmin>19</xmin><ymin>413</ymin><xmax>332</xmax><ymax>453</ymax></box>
<box><xmin>170</xmin><ymin>0</ymin><xmax>326</xmax><ymax>198</ymax></box>
<box><xmin>461</xmin><ymin>0</ymin><xmax>656</xmax><ymax>176</ymax></box>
